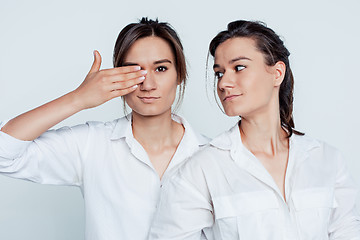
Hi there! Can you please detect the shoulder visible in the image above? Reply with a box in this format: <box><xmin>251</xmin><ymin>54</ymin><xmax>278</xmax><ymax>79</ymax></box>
<box><xmin>84</xmin><ymin>118</ymin><xmax>121</xmax><ymax>130</ymax></box>
<box><xmin>179</xmin><ymin>144</ymin><xmax>231</xmax><ymax>179</ymax></box>
<box><xmin>172</xmin><ymin>114</ymin><xmax>211</xmax><ymax>146</ymax></box>
<box><xmin>194</xmin><ymin>133</ymin><xmax>211</xmax><ymax>147</ymax></box>
<box><xmin>181</xmin><ymin>124</ymin><xmax>239</xmax><ymax>171</ymax></box>
<box><xmin>292</xmin><ymin>133</ymin><xmax>344</xmax><ymax>167</ymax></box>
<box><xmin>293</xmin><ymin>133</ymin><xmax>340</xmax><ymax>154</ymax></box>
<box><xmin>62</xmin><ymin>117</ymin><xmax>128</xmax><ymax>140</ymax></box>
<box><xmin>87</xmin><ymin>116</ymin><xmax>127</xmax><ymax>131</ymax></box>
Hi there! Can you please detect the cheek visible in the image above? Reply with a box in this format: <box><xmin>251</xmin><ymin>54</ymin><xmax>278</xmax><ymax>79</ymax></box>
<box><xmin>216</xmin><ymin>86</ymin><xmax>222</xmax><ymax>99</ymax></box>
<box><xmin>161</xmin><ymin>73</ymin><xmax>178</xmax><ymax>94</ymax></box>
<box><xmin>123</xmin><ymin>90</ymin><xmax>138</xmax><ymax>106</ymax></box>
<box><xmin>247</xmin><ymin>75</ymin><xmax>275</xmax><ymax>108</ymax></box>
<box><xmin>245</xmin><ymin>71</ymin><xmax>268</xmax><ymax>91</ymax></box>
<box><xmin>164</xmin><ymin>83</ymin><xmax>178</xmax><ymax>103</ymax></box>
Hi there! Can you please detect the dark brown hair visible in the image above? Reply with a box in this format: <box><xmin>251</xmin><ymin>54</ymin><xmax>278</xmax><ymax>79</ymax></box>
<box><xmin>113</xmin><ymin>17</ymin><xmax>187</xmax><ymax>112</ymax></box>
<box><xmin>209</xmin><ymin>20</ymin><xmax>304</xmax><ymax>137</ymax></box>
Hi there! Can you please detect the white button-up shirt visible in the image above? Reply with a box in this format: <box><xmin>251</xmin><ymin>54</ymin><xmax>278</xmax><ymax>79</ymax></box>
<box><xmin>0</xmin><ymin>114</ymin><xmax>209</xmax><ymax>240</ymax></box>
<box><xmin>149</xmin><ymin>124</ymin><xmax>360</xmax><ymax>240</ymax></box>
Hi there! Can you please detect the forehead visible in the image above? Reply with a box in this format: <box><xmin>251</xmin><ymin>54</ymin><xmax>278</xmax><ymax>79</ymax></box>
<box><xmin>124</xmin><ymin>36</ymin><xmax>174</xmax><ymax>62</ymax></box>
<box><xmin>214</xmin><ymin>37</ymin><xmax>262</xmax><ymax>63</ymax></box>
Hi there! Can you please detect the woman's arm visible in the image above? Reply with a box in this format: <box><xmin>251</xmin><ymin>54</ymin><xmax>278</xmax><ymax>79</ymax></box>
<box><xmin>149</xmin><ymin>159</ymin><xmax>214</xmax><ymax>240</ymax></box>
<box><xmin>1</xmin><ymin>50</ymin><xmax>145</xmax><ymax>141</ymax></box>
<box><xmin>328</xmin><ymin>150</ymin><xmax>360</xmax><ymax>239</ymax></box>
<box><xmin>0</xmin><ymin>50</ymin><xmax>146</xmax><ymax>185</ymax></box>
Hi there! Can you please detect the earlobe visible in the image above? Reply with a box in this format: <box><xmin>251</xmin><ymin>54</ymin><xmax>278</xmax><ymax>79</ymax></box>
<box><xmin>274</xmin><ymin>61</ymin><xmax>286</xmax><ymax>87</ymax></box>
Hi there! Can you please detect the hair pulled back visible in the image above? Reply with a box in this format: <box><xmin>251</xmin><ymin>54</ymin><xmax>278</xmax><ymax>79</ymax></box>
<box><xmin>113</xmin><ymin>17</ymin><xmax>187</xmax><ymax>111</ymax></box>
<box><xmin>209</xmin><ymin>20</ymin><xmax>303</xmax><ymax>137</ymax></box>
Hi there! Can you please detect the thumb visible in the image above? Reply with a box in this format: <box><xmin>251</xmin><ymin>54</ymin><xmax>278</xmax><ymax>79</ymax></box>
<box><xmin>89</xmin><ymin>50</ymin><xmax>102</xmax><ymax>73</ymax></box>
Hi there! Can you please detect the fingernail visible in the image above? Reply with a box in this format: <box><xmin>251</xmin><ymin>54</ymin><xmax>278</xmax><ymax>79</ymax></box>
<box><xmin>134</xmin><ymin>66</ymin><xmax>141</xmax><ymax>70</ymax></box>
<box><xmin>139</xmin><ymin>76</ymin><xmax>145</xmax><ymax>80</ymax></box>
<box><xmin>141</xmin><ymin>70</ymin><xmax>147</xmax><ymax>75</ymax></box>
<box><xmin>132</xmin><ymin>85</ymin><xmax>138</xmax><ymax>89</ymax></box>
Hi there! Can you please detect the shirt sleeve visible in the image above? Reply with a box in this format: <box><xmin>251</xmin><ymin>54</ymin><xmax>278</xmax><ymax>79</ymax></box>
<box><xmin>328</xmin><ymin>150</ymin><xmax>360</xmax><ymax>239</ymax></box>
<box><xmin>0</xmin><ymin>120</ymin><xmax>90</xmax><ymax>186</ymax></box>
<box><xmin>149</xmin><ymin>158</ymin><xmax>214</xmax><ymax>240</ymax></box>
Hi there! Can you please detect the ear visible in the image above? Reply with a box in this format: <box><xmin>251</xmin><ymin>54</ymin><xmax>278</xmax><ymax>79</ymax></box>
<box><xmin>273</xmin><ymin>61</ymin><xmax>286</xmax><ymax>87</ymax></box>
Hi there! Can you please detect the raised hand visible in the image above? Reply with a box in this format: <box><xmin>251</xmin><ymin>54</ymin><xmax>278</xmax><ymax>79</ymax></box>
<box><xmin>1</xmin><ymin>50</ymin><xmax>146</xmax><ymax>141</ymax></box>
<box><xmin>73</xmin><ymin>50</ymin><xmax>146</xmax><ymax>110</ymax></box>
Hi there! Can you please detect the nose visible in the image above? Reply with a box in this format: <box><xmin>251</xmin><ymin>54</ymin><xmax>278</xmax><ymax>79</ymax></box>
<box><xmin>217</xmin><ymin>71</ymin><xmax>235</xmax><ymax>91</ymax></box>
<box><xmin>140</xmin><ymin>72</ymin><xmax>157</xmax><ymax>91</ymax></box>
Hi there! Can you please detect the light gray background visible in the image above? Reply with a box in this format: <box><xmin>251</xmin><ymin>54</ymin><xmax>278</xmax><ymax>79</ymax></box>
<box><xmin>1</xmin><ymin>0</ymin><xmax>359</xmax><ymax>239</ymax></box>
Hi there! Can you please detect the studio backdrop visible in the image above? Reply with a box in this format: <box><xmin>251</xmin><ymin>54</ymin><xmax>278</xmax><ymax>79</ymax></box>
<box><xmin>1</xmin><ymin>0</ymin><xmax>359</xmax><ymax>239</ymax></box>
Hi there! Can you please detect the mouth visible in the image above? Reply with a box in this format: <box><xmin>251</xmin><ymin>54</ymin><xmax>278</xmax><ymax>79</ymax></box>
<box><xmin>137</xmin><ymin>96</ymin><xmax>160</xmax><ymax>103</ymax></box>
<box><xmin>223</xmin><ymin>94</ymin><xmax>242</xmax><ymax>102</ymax></box>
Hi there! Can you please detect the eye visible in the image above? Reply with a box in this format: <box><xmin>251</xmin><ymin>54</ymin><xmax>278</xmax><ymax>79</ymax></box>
<box><xmin>214</xmin><ymin>71</ymin><xmax>224</xmax><ymax>80</ymax></box>
<box><xmin>155</xmin><ymin>66</ymin><xmax>168</xmax><ymax>72</ymax></box>
<box><xmin>235</xmin><ymin>65</ymin><xmax>245</xmax><ymax>72</ymax></box>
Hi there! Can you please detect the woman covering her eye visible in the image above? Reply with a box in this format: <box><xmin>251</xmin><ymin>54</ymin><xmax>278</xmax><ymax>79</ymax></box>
<box><xmin>149</xmin><ymin>20</ymin><xmax>360</xmax><ymax>240</ymax></box>
<box><xmin>0</xmin><ymin>18</ymin><xmax>209</xmax><ymax>240</ymax></box>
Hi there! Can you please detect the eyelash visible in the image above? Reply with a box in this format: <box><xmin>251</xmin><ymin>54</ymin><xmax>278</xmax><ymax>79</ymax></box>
<box><xmin>214</xmin><ymin>72</ymin><xmax>224</xmax><ymax>80</ymax></box>
<box><xmin>155</xmin><ymin>66</ymin><xmax>168</xmax><ymax>72</ymax></box>
<box><xmin>235</xmin><ymin>65</ymin><xmax>246</xmax><ymax>71</ymax></box>
<box><xmin>214</xmin><ymin>65</ymin><xmax>246</xmax><ymax>80</ymax></box>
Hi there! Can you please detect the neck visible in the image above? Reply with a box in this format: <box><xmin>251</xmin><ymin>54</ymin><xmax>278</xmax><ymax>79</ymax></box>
<box><xmin>132</xmin><ymin>109</ymin><xmax>180</xmax><ymax>151</ymax></box>
<box><xmin>240</xmin><ymin>100</ymin><xmax>288</xmax><ymax>156</ymax></box>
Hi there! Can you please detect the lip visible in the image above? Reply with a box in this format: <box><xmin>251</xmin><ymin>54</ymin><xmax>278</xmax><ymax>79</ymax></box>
<box><xmin>137</xmin><ymin>96</ymin><xmax>160</xmax><ymax>103</ymax></box>
<box><xmin>223</xmin><ymin>94</ymin><xmax>242</xmax><ymax>102</ymax></box>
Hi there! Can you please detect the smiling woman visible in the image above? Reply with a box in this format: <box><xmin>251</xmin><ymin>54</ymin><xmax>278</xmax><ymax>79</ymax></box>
<box><xmin>0</xmin><ymin>18</ymin><xmax>209</xmax><ymax>240</ymax></box>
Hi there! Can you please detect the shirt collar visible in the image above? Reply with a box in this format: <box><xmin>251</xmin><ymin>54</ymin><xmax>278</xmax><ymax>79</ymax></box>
<box><xmin>110</xmin><ymin>114</ymin><xmax>132</xmax><ymax>141</ymax></box>
<box><xmin>109</xmin><ymin>112</ymin><xmax>210</xmax><ymax>177</ymax></box>
<box><xmin>289</xmin><ymin>132</ymin><xmax>321</xmax><ymax>158</ymax></box>
<box><xmin>210</xmin><ymin>122</ymin><xmax>322</xmax><ymax>197</ymax></box>
<box><xmin>165</xmin><ymin>114</ymin><xmax>210</xmax><ymax>174</ymax></box>
<box><xmin>210</xmin><ymin>122</ymin><xmax>321</xmax><ymax>158</ymax></box>
<box><xmin>110</xmin><ymin>112</ymin><xmax>209</xmax><ymax>147</ymax></box>
<box><xmin>174</xmin><ymin>114</ymin><xmax>209</xmax><ymax>147</ymax></box>
<box><xmin>209</xmin><ymin>123</ymin><xmax>240</xmax><ymax>151</ymax></box>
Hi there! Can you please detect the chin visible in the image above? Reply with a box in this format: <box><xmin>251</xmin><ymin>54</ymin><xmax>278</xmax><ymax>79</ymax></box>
<box><xmin>224</xmin><ymin>111</ymin><xmax>240</xmax><ymax>117</ymax></box>
<box><xmin>132</xmin><ymin>107</ymin><xmax>170</xmax><ymax>117</ymax></box>
<box><xmin>223</xmin><ymin>106</ymin><xmax>244</xmax><ymax>117</ymax></box>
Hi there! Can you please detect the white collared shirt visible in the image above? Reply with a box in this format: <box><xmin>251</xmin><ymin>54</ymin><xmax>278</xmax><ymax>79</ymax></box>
<box><xmin>149</xmin><ymin>123</ymin><xmax>360</xmax><ymax>240</ymax></box>
<box><xmin>0</xmin><ymin>114</ymin><xmax>209</xmax><ymax>240</ymax></box>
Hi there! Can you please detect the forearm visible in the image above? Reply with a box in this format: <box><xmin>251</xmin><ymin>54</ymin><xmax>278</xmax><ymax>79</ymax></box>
<box><xmin>1</xmin><ymin>50</ymin><xmax>144</xmax><ymax>141</ymax></box>
<box><xmin>1</xmin><ymin>91</ymin><xmax>83</xmax><ymax>141</ymax></box>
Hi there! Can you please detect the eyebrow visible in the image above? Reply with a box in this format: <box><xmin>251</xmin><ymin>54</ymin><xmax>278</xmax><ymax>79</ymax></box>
<box><xmin>122</xmin><ymin>62</ymin><xmax>138</xmax><ymax>67</ymax></box>
<box><xmin>213</xmin><ymin>56</ymin><xmax>252</xmax><ymax>69</ymax></box>
<box><xmin>122</xmin><ymin>59</ymin><xmax>172</xmax><ymax>66</ymax></box>
<box><xmin>154</xmin><ymin>59</ymin><xmax>172</xmax><ymax>64</ymax></box>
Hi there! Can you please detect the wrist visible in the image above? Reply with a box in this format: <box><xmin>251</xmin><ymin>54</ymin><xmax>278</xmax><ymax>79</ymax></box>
<box><xmin>66</xmin><ymin>91</ymin><xmax>86</xmax><ymax>112</ymax></box>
